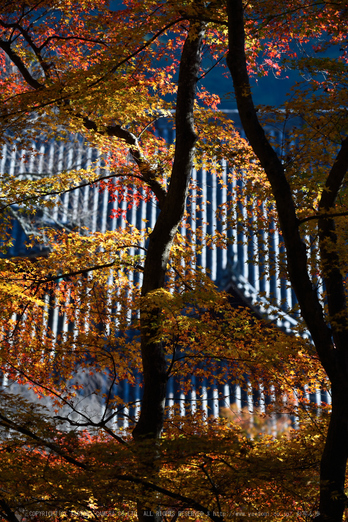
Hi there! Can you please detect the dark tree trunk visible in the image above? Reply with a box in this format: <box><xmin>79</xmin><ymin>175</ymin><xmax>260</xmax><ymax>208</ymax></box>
<box><xmin>132</xmin><ymin>20</ymin><xmax>205</xmax><ymax>522</ymax></box>
<box><xmin>133</xmin><ymin>20</ymin><xmax>205</xmax><ymax>441</ymax></box>
<box><xmin>317</xmin><ymin>385</ymin><xmax>348</xmax><ymax>521</ymax></box>
<box><xmin>317</xmin><ymin>208</ymin><xmax>348</xmax><ymax>521</ymax></box>
<box><xmin>226</xmin><ymin>1</ymin><xmax>348</xmax><ymax>521</ymax></box>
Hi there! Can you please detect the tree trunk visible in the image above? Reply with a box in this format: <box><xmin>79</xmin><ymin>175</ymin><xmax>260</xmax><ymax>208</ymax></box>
<box><xmin>133</xmin><ymin>20</ymin><xmax>205</xmax><ymax>441</ymax></box>
<box><xmin>317</xmin><ymin>384</ymin><xmax>348</xmax><ymax>521</ymax></box>
<box><xmin>226</xmin><ymin>1</ymin><xmax>348</xmax><ymax>521</ymax></box>
<box><xmin>132</xmin><ymin>20</ymin><xmax>205</xmax><ymax>521</ymax></box>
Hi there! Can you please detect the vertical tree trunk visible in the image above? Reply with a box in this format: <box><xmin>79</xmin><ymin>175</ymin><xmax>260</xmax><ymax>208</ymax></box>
<box><xmin>317</xmin><ymin>385</ymin><xmax>348</xmax><ymax>521</ymax></box>
<box><xmin>133</xmin><ymin>19</ymin><xmax>205</xmax><ymax>440</ymax></box>
<box><xmin>226</xmin><ymin>1</ymin><xmax>348</xmax><ymax>520</ymax></box>
<box><xmin>132</xmin><ymin>20</ymin><xmax>205</xmax><ymax>521</ymax></box>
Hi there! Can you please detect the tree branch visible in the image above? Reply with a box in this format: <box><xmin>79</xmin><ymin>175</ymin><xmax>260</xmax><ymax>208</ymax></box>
<box><xmin>111</xmin><ymin>474</ymin><xmax>224</xmax><ymax>522</ymax></box>
<box><xmin>0</xmin><ymin>19</ymin><xmax>52</xmax><ymax>77</ymax></box>
<box><xmin>0</xmin><ymin>412</ymin><xmax>88</xmax><ymax>470</ymax></box>
<box><xmin>31</xmin><ymin>260</ymin><xmax>124</xmax><ymax>284</ymax></box>
<box><xmin>318</xmin><ymin>137</ymin><xmax>348</xmax><ymax>212</ymax></box>
<box><xmin>0</xmin><ymin>39</ymin><xmax>43</xmax><ymax>89</ymax></box>
<box><xmin>0</xmin><ymin>171</ymin><xmax>146</xmax><ymax>213</ymax></box>
<box><xmin>317</xmin><ymin>138</ymin><xmax>348</xmax><ymax>359</ymax></box>
<box><xmin>298</xmin><ymin>210</ymin><xmax>348</xmax><ymax>225</ymax></box>
<box><xmin>0</xmin><ymin>498</ymin><xmax>20</xmax><ymax>522</ymax></box>
<box><xmin>81</xmin><ymin>116</ymin><xmax>167</xmax><ymax>208</ymax></box>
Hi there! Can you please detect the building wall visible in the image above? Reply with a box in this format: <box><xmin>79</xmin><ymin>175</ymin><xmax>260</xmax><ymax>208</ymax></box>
<box><xmin>0</xmin><ymin>123</ymin><xmax>327</xmax><ymax>429</ymax></box>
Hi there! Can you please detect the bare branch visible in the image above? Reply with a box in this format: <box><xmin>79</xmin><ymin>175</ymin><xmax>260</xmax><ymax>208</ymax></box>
<box><xmin>298</xmin><ymin>210</ymin><xmax>348</xmax><ymax>225</ymax></box>
<box><xmin>0</xmin><ymin>411</ymin><xmax>88</xmax><ymax>470</ymax></box>
<box><xmin>318</xmin><ymin>136</ymin><xmax>348</xmax><ymax>212</ymax></box>
<box><xmin>0</xmin><ymin>38</ymin><xmax>43</xmax><ymax>89</ymax></box>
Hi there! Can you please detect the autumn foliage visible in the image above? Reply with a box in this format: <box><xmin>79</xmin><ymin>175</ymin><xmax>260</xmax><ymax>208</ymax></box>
<box><xmin>0</xmin><ymin>1</ymin><xmax>347</xmax><ymax>521</ymax></box>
